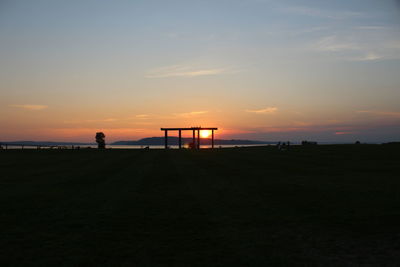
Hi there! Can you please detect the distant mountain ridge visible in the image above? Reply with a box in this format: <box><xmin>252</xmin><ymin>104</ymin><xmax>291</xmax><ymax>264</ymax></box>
<box><xmin>112</xmin><ymin>137</ymin><xmax>275</xmax><ymax>146</ymax></box>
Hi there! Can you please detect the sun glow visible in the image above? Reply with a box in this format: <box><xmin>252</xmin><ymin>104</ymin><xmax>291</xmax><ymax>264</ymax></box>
<box><xmin>200</xmin><ymin>130</ymin><xmax>211</xmax><ymax>138</ymax></box>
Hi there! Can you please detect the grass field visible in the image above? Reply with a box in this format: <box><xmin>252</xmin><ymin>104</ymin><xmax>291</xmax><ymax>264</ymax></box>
<box><xmin>1</xmin><ymin>145</ymin><xmax>400</xmax><ymax>266</ymax></box>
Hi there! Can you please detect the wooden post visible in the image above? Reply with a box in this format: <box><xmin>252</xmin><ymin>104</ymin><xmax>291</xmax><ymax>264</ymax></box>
<box><xmin>192</xmin><ymin>130</ymin><xmax>195</xmax><ymax>148</ymax></box>
<box><xmin>212</xmin><ymin>130</ymin><xmax>214</xmax><ymax>149</ymax></box>
<box><xmin>197</xmin><ymin>129</ymin><xmax>200</xmax><ymax>149</ymax></box>
<box><xmin>164</xmin><ymin>130</ymin><xmax>168</xmax><ymax>149</ymax></box>
<box><xmin>178</xmin><ymin>130</ymin><xmax>182</xmax><ymax>149</ymax></box>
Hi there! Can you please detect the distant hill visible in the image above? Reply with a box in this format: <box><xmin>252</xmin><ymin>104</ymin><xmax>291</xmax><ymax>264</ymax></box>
<box><xmin>112</xmin><ymin>137</ymin><xmax>276</xmax><ymax>146</ymax></box>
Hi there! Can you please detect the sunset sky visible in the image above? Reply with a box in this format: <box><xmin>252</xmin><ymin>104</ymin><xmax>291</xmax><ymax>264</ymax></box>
<box><xmin>1</xmin><ymin>0</ymin><xmax>400</xmax><ymax>143</ymax></box>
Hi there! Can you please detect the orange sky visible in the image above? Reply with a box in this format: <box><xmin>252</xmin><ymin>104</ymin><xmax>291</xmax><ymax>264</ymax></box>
<box><xmin>1</xmin><ymin>1</ymin><xmax>400</xmax><ymax>143</ymax></box>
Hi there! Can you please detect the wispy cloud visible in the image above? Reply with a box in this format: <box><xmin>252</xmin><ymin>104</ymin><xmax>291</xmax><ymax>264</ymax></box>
<box><xmin>313</xmin><ymin>31</ymin><xmax>400</xmax><ymax>61</ymax></box>
<box><xmin>237</xmin><ymin>120</ymin><xmax>371</xmax><ymax>135</ymax></box>
<box><xmin>315</xmin><ymin>36</ymin><xmax>360</xmax><ymax>52</ymax></box>
<box><xmin>135</xmin><ymin>114</ymin><xmax>151</xmax><ymax>119</ymax></box>
<box><xmin>357</xmin><ymin>110</ymin><xmax>400</xmax><ymax>118</ymax></box>
<box><xmin>64</xmin><ymin>115</ymin><xmax>153</xmax><ymax>124</ymax></box>
<box><xmin>354</xmin><ymin>26</ymin><xmax>386</xmax><ymax>30</ymax></box>
<box><xmin>335</xmin><ymin>131</ymin><xmax>356</xmax><ymax>135</ymax></box>
<box><xmin>145</xmin><ymin>65</ymin><xmax>233</xmax><ymax>78</ymax></box>
<box><xmin>246</xmin><ymin>107</ymin><xmax>277</xmax><ymax>114</ymax></box>
<box><xmin>277</xmin><ymin>5</ymin><xmax>365</xmax><ymax>20</ymax></box>
<box><xmin>86</xmin><ymin>118</ymin><xmax>117</xmax><ymax>122</ymax></box>
<box><xmin>9</xmin><ymin>104</ymin><xmax>48</xmax><ymax>110</ymax></box>
<box><xmin>292</xmin><ymin>26</ymin><xmax>329</xmax><ymax>36</ymax></box>
<box><xmin>352</xmin><ymin>52</ymin><xmax>382</xmax><ymax>61</ymax></box>
<box><xmin>64</xmin><ymin>118</ymin><xmax>118</xmax><ymax>124</ymax></box>
<box><xmin>174</xmin><ymin>111</ymin><xmax>208</xmax><ymax>117</ymax></box>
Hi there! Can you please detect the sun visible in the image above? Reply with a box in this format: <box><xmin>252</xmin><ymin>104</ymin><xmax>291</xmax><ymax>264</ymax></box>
<box><xmin>200</xmin><ymin>130</ymin><xmax>211</xmax><ymax>138</ymax></box>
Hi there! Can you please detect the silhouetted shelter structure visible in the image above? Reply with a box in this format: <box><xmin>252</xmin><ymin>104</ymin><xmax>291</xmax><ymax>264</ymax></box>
<box><xmin>160</xmin><ymin>127</ymin><xmax>218</xmax><ymax>149</ymax></box>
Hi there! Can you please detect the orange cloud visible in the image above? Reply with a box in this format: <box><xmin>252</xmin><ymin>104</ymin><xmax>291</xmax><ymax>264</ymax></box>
<box><xmin>246</xmin><ymin>107</ymin><xmax>278</xmax><ymax>114</ymax></box>
<box><xmin>135</xmin><ymin>114</ymin><xmax>151</xmax><ymax>119</ymax></box>
<box><xmin>357</xmin><ymin>110</ymin><xmax>400</xmax><ymax>118</ymax></box>
<box><xmin>335</xmin><ymin>131</ymin><xmax>356</xmax><ymax>135</ymax></box>
<box><xmin>174</xmin><ymin>111</ymin><xmax>208</xmax><ymax>117</ymax></box>
<box><xmin>145</xmin><ymin>65</ymin><xmax>229</xmax><ymax>78</ymax></box>
<box><xmin>9</xmin><ymin>104</ymin><xmax>48</xmax><ymax>110</ymax></box>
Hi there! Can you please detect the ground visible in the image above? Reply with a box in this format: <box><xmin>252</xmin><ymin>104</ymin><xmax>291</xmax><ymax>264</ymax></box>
<box><xmin>1</xmin><ymin>145</ymin><xmax>400</xmax><ymax>266</ymax></box>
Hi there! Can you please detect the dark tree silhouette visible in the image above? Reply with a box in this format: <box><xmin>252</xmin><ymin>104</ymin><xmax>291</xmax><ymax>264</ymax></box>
<box><xmin>95</xmin><ymin>132</ymin><xmax>106</xmax><ymax>149</ymax></box>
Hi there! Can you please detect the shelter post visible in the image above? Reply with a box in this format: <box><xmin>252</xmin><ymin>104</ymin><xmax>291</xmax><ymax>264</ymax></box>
<box><xmin>212</xmin><ymin>130</ymin><xmax>214</xmax><ymax>148</ymax></box>
<box><xmin>197</xmin><ymin>129</ymin><xmax>200</xmax><ymax>149</ymax></box>
<box><xmin>178</xmin><ymin>130</ymin><xmax>182</xmax><ymax>149</ymax></box>
<box><xmin>192</xmin><ymin>130</ymin><xmax>195</xmax><ymax>148</ymax></box>
<box><xmin>164</xmin><ymin>130</ymin><xmax>168</xmax><ymax>149</ymax></box>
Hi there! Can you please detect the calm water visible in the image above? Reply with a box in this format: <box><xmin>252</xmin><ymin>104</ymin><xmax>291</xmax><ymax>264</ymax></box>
<box><xmin>108</xmin><ymin>144</ymin><xmax>271</xmax><ymax>149</ymax></box>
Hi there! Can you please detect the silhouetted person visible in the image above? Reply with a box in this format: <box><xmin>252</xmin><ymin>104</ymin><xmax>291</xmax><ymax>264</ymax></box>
<box><xmin>276</xmin><ymin>142</ymin><xmax>282</xmax><ymax>150</ymax></box>
<box><xmin>95</xmin><ymin>132</ymin><xmax>106</xmax><ymax>149</ymax></box>
<box><xmin>281</xmin><ymin>142</ymin><xmax>287</xmax><ymax>150</ymax></box>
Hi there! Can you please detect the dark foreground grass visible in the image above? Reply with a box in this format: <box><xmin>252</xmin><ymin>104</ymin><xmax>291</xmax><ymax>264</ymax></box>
<box><xmin>1</xmin><ymin>145</ymin><xmax>400</xmax><ymax>266</ymax></box>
